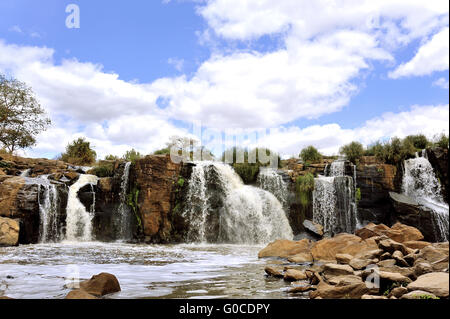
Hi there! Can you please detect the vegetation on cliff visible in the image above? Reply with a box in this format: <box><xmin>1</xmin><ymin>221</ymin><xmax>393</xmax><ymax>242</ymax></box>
<box><xmin>59</xmin><ymin>137</ymin><xmax>97</xmax><ymax>165</ymax></box>
<box><xmin>299</xmin><ymin>146</ymin><xmax>322</xmax><ymax>164</ymax></box>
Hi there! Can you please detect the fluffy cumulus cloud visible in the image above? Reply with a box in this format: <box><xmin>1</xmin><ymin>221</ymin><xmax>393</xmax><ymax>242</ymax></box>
<box><xmin>1</xmin><ymin>0</ymin><xmax>449</xmax><ymax>159</ymax></box>
<box><xmin>389</xmin><ymin>27</ymin><xmax>449</xmax><ymax>78</ymax></box>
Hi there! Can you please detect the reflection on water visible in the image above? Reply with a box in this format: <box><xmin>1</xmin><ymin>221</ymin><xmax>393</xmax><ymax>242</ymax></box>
<box><xmin>0</xmin><ymin>243</ymin><xmax>305</xmax><ymax>299</ymax></box>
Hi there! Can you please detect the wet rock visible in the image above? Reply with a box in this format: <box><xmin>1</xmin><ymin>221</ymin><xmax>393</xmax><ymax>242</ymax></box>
<box><xmin>388</xmin><ymin>286</ymin><xmax>408</xmax><ymax>298</ymax></box>
<box><xmin>323</xmin><ymin>264</ymin><xmax>354</xmax><ymax>277</ymax></box>
<box><xmin>288</xmin><ymin>284</ymin><xmax>316</xmax><ymax>293</ymax></box>
<box><xmin>287</xmin><ymin>252</ymin><xmax>313</xmax><ymax>263</ymax></box>
<box><xmin>407</xmin><ymin>272</ymin><xmax>449</xmax><ymax>298</ymax></box>
<box><xmin>79</xmin><ymin>273</ymin><xmax>121</xmax><ymax>297</ymax></box>
<box><xmin>284</xmin><ymin>269</ymin><xmax>308</xmax><ymax>281</ymax></box>
<box><xmin>258</xmin><ymin>238</ymin><xmax>312</xmax><ymax>258</ymax></box>
<box><xmin>0</xmin><ymin>217</ymin><xmax>19</xmax><ymax>246</ymax></box>
<box><xmin>264</xmin><ymin>266</ymin><xmax>284</xmax><ymax>278</ymax></box>
<box><xmin>302</xmin><ymin>219</ymin><xmax>323</xmax><ymax>238</ymax></box>
<box><xmin>400</xmin><ymin>290</ymin><xmax>438</xmax><ymax>299</ymax></box>
<box><xmin>65</xmin><ymin>289</ymin><xmax>99</xmax><ymax>299</ymax></box>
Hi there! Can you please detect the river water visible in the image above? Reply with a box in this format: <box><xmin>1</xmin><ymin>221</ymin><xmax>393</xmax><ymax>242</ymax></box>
<box><xmin>0</xmin><ymin>243</ymin><xmax>301</xmax><ymax>299</ymax></box>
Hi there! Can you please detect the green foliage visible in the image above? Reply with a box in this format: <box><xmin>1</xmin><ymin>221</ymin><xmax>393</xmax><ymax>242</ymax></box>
<box><xmin>122</xmin><ymin>149</ymin><xmax>143</xmax><ymax>164</ymax></box>
<box><xmin>433</xmin><ymin>133</ymin><xmax>449</xmax><ymax>149</ymax></box>
<box><xmin>153</xmin><ymin>147</ymin><xmax>170</xmax><ymax>155</ymax></box>
<box><xmin>355</xmin><ymin>188</ymin><xmax>361</xmax><ymax>202</ymax></box>
<box><xmin>60</xmin><ymin>137</ymin><xmax>97</xmax><ymax>165</ymax></box>
<box><xmin>0</xmin><ymin>74</ymin><xmax>51</xmax><ymax>153</ymax></box>
<box><xmin>127</xmin><ymin>187</ymin><xmax>142</xmax><ymax>232</ymax></box>
<box><xmin>403</xmin><ymin>134</ymin><xmax>430</xmax><ymax>150</ymax></box>
<box><xmin>299</xmin><ymin>146</ymin><xmax>322</xmax><ymax>164</ymax></box>
<box><xmin>295</xmin><ymin>173</ymin><xmax>315</xmax><ymax>206</ymax></box>
<box><xmin>104</xmin><ymin>154</ymin><xmax>119</xmax><ymax>161</ymax></box>
<box><xmin>233</xmin><ymin>163</ymin><xmax>261</xmax><ymax>184</ymax></box>
<box><xmin>364</xmin><ymin>141</ymin><xmax>383</xmax><ymax>156</ymax></box>
<box><xmin>177</xmin><ymin>177</ymin><xmax>185</xmax><ymax>187</ymax></box>
<box><xmin>418</xmin><ymin>294</ymin><xmax>439</xmax><ymax>300</ymax></box>
<box><xmin>340</xmin><ymin>141</ymin><xmax>364</xmax><ymax>165</ymax></box>
<box><xmin>90</xmin><ymin>163</ymin><xmax>114</xmax><ymax>177</ymax></box>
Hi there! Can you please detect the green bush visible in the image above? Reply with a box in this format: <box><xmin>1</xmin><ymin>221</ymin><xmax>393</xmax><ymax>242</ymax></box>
<box><xmin>104</xmin><ymin>154</ymin><xmax>119</xmax><ymax>160</ymax></box>
<box><xmin>433</xmin><ymin>133</ymin><xmax>449</xmax><ymax>149</ymax></box>
<box><xmin>340</xmin><ymin>141</ymin><xmax>364</xmax><ymax>165</ymax></box>
<box><xmin>299</xmin><ymin>146</ymin><xmax>322</xmax><ymax>164</ymax></box>
<box><xmin>59</xmin><ymin>137</ymin><xmax>97</xmax><ymax>165</ymax></box>
<box><xmin>356</xmin><ymin>188</ymin><xmax>361</xmax><ymax>202</ymax></box>
<box><xmin>403</xmin><ymin>134</ymin><xmax>430</xmax><ymax>150</ymax></box>
<box><xmin>233</xmin><ymin>162</ymin><xmax>261</xmax><ymax>184</ymax></box>
<box><xmin>153</xmin><ymin>147</ymin><xmax>170</xmax><ymax>155</ymax></box>
<box><xmin>122</xmin><ymin>149</ymin><xmax>143</xmax><ymax>164</ymax></box>
<box><xmin>364</xmin><ymin>141</ymin><xmax>383</xmax><ymax>156</ymax></box>
<box><xmin>90</xmin><ymin>163</ymin><xmax>114</xmax><ymax>177</ymax></box>
<box><xmin>295</xmin><ymin>173</ymin><xmax>315</xmax><ymax>206</ymax></box>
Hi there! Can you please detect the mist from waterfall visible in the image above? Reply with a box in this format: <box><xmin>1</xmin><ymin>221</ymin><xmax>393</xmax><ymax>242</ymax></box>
<box><xmin>403</xmin><ymin>153</ymin><xmax>449</xmax><ymax>242</ymax></box>
<box><xmin>313</xmin><ymin>160</ymin><xmax>359</xmax><ymax>236</ymax></box>
<box><xmin>65</xmin><ymin>174</ymin><xmax>99</xmax><ymax>242</ymax></box>
<box><xmin>116</xmin><ymin>162</ymin><xmax>132</xmax><ymax>240</ymax></box>
<box><xmin>182</xmin><ymin>161</ymin><xmax>293</xmax><ymax>244</ymax></box>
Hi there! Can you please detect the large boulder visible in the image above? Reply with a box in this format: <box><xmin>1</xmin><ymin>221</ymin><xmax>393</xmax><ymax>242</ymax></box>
<box><xmin>302</xmin><ymin>220</ymin><xmax>324</xmax><ymax>238</ymax></box>
<box><xmin>426</xmin><ymin>147</ymin><xmax>448</xmax><ymax>203</ymax></box>
<box><xmin>79</xmin><ymin>273</ymin><xmax>121</xmax><ymax>297</ymax></box>
<box><xmin>407</xmin><ymin>272</ymin><xmax>449</xmax><ymax>298</ymax></box>
<box><xmin>309</xmin><ymin>281</ymin><xmax>374</xmax><ymax>299</ymax></box>
<box><xmin>258</xmin><ymin>239</ymin><xmax>312</xmax><ymax>258</ymax></box>
<box><xmin>0</xmin><ymin>217</ymin><xmax>19</xmax><ymax>246</ymax></box>
<box><xmin>355</xmin><ymin>222</ymin><xmax>424</xmax><ymax>243</ymax></box>
<box><xmin>65</xmin><ymin>289</ymin><xmax>99</xmax><ymax>299</ymax></box>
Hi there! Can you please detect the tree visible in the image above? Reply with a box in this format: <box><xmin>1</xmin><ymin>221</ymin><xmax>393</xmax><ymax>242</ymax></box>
<box><xmin>339</xmin><ymin>141</ymin><xmax>364</xmax><ymax>164</ymax></box>
<box><xmin>0</xmin><ymin>74</ymin><xmax>51</xmax><ymax>153</ymax></box>
<box><xmin>60</xmin><ymin>137</ymin><xmax>97</xmax><ymax>165</ymax></box>
<box><xmin>403</xmin><ymin>134</ymin><xmax>430</xmax><ymax>150</ymax></box>
<box><xmin>122</xmin><ymin>148</ymin><xmax>143</xmax><ymax>163</ymax></box>
<box><xmin>104</xmin><ymin>154</ymin><xmax>119</xmax><ymax>161</ymax></box>
<box><xmin>433</xmin><ymin>133</ymin><xmax>449</xmax><ymax>149</ymax></box>
<box><xmin>299</xmin><ymin>146</ymin><xmax>322</xmax><ymax>164</ymax></box>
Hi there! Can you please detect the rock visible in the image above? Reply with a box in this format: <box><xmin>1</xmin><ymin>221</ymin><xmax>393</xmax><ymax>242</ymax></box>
<box><xmin>288</xmin><ymin>284</ymin><xmax>316</xmax><ymax>293</ymax></box>
<box><xmin>426</xmin><ymin>147</ymin><xmax>448</xmax><ymax>203</ymax></box>
<box><xmin>388</xmin><ymin>286</ymin><xmax>408</xmax><ymax>298</ymax></box>
<box><xmin>404</xmin><ymin>241</ymin><xmax>431</xmax><ymax>250</ymax></box>
<box><xmin>305</xmin><ymin>270</ymin><xmax>323</xmax><ymax>285</ymax></box>
<box><xmin>327</xmin><ymin>275</ymin><xmax>363</xmax><ymax>286</ymax></box>
<box><xmin>323</xmin><ymin>264</ymin><xmax>354</xmax><ymax>277</ymax></box>
<box><xmin>0</xmin><ymin>217</ymin><xmax>19</xmax><ymax>246</ymax></box>
<box><xmin>302</xmin><ymin>219</ymin><xmax>324</xmax><ymax>237</ymax></box>
<box><xmin>0</xmin><ymin>296</ymin><xmax>14</xmax><ymax>299</ymax></box>
<box><xmin>361</xmin><ymin>295</ymin><xmax>388</xmax><ymax>299</ymax></box>
<box><xmin>413</xmin><ymin>262</ymin><xmax>433</xmax><ymax>277</ymax></box>
<box><xmin>258</xmin><ymin>238</ymin><xmax>312</xmax><ymax>258</ymax></box>
<box><xmin>311</xmin><ymin>234</ymin><xmax>378</xmax><ymax>262</ymax></box>
<box><xmin>377</xmin><ymin>259</ymin><xmax>396</xmax><ymax>268</ymax></box>
<box><xmin>378</xmin><ymin>238</ymin><xmax>412</xmax><ymax>256</ymax></box>
<box><xmin>400</xmin><ymin>290</ymin><xmax>439</xmax><ymax>299</ymax></box>
<box><xmin>355</xmin><ymin>222</ymin><xmax>424</xmax><ymax>243</ymax></box>
<box><xmin>362</xmin><ymin>269</ymin><xmax>412</xmax><ymax>292</ymax></box>
<box><xmin>379</xmin><ymin>252</ymin><xmax>391</xmax><ymax>260</ymax></box>
<box><xmin>79</xmin><ymin>273</ymin><xmax>121</xmax><ymax>297</ymax></box>
<box><xmin>392</xmin><ymin>250</ymin><xmax>410</xmax><ymax>267</ymax></box>
<box><xmin>284</xmin><ymin>269</ymin><xmax>308</xmax><ymax>281</ymax></box>
<box><xmin>349</xmin><ymin>258</ymin><xmax>373</xmax><ymax>270</ymax></box>
<box><xmin>403</xmin><ymin>253</ymin><xmax>417</xmax><ymax>266</ymax></box>
<box><xmin>264</xmin><ymin>266</ymin><xmax>284</xmax><ymax>278</ymax></box>
<box><xmin>389</xmin><ymin>192</ymin><xmax>440</xmax><ymax>242</ymax></box>
<box><xmin>287</xmin><ymin>252</ymin><xmax>313</xmax><ymax>263</ymax></box>
<box><xmin>65</xmin><ymin>289</ymin><xmax>99</xmax><ymax>299</ymax></box>
<box><xmin>309</xmin><ymin>281</ymin><xmax>374</xmax><ymax>299</ymax></box>
<box><xmin>417</xmin><ymin>244</ymin><xmax>449</xmax><ymax>265</ymax></box>
<box><xmin>356</xmin><ymin>249</ymin><xmax>383</xmax><ymax>260</ymax></box>
<box><xmin>336</xmin><ymin>254</ymin><xmax>353</xmax><ymax>265</ymax></box>
<box><xmin>378</xmin><ymin>265</ymin><xmax>415</xmax><ymax>279</ymax></box>
<box><xmin>407</xmin><ymin>272</ymin><xmax>449</xmax><ymax>298</ymax></box>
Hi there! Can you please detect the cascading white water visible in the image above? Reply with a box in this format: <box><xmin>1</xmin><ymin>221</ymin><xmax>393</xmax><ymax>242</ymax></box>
<box><xmin>65</xmin><ymin>174</ymin><xmax>99</xmax><ymax>242</ymax></box>
<box><xmin>117</xmin><ymin>162</ymin><xmax>132</xmax><ymax>240</ymax></box>
<box><xmin>182</xmin><ymin>161</ymin><xmax>293</xmax><ymax>244</ymax></box>
<box><xmin>403</xmin><ymin>154</ymin><xmax>449</xmax><ymax>242</ymax></box>
<box><xmin>313</xmin><ymin>160</ymin><xmax>359</xmax><ymax>236</ymax></box>
<box><xmin>20</xmin><ymin>169</ymin><xmax>31</xmax><ymax>177</ymax></box>
<box><xmin>257</xmin><ymin>167</ymin><xmax>288</xmax><ymax>208</ymax></box>
<box><xmin>37</xmin><ymin>176</ymin><xmax>60</xmax><ymax>243</ymax></box>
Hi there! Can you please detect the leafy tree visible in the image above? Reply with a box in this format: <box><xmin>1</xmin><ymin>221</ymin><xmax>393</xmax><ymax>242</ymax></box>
<box><xmin>299</xmin><ymin>146</ymin><xmax>322</xmax><ymax>164</ymax></box>
<box><xmin>364</xmin><ymin>141</ymin><xmax>384</xmax><ymax>156</ymax></box>
<box><xmin>295</xmin><ymin>173</ymin><xmax>315</xmax><ymax>206</ymax></box>
<box><xmin>340</xmin><ymin>141</ymin><xmax>364</xmax><ymax>165</ymax></box>
<box><xmin>104</xmin><ymin>154</ymin><xmax>119</xmax><ymax>161</ymax></box>
<box><xmin>433</xmin><ymin>133</ymin><xmax>449</xmax><ymax>149</ymax></box>
<box><xmin>122</xmin><ymin>148</ymin><xmax>143</xmax><ymax>163</ymax></box>
<box><xmin>60</xmin><ymin>137</ymin><xmax>97</xmax><ymax>165</ymax></box>
<box><xmin>403</xmin><ymin>134</ymin><xmax>430</xmax><ymax>150</ymax></box>
<box><xmin>0</xmin><ymin>74</ymin><xmax>51</xmax><ymax>153</ymax></box>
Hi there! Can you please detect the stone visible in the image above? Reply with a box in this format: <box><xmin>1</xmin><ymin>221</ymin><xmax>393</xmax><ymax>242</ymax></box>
<box><xmin>407</xmin><ymin>272</ymin><xmax>449</xmax><ymax>298</ymax></box>
<box><xmin>264</xmin><ymin>266</ymin><xmax>284</xmax><ymax>278</ymax></box>
<box><xmin>361</xmin><ymin>295</ymin><xmax>388</xmax><ymax>299</ymax></box>
<box><xmin>0</xmin><ymin>217</ymin><xmax>19</xmax><ymax>246</ymax></box>
<box><xmin>287</xmin><ymin>252</ymin><xmax>313</xmax><ymax>263</ymax></box>
<box><xmin>388</xmin><ymin>286</ymin><xmax>408</xmax><ymax>298</ymax></box>
<box><xmin>426</xmin><ymin>147</ymin><xmax>448</xmax><ymax>203</ymax></box>
<box><xmin>378</xmin><ymin>265</ymin><xmax>415</xmax><ymax>279</ymax></box>
<box><xmin>258</xmin><ymin>239</ymin><xmax>312</xmax><ymax>258</ymax></box>
<box><xmin>392</xmin><ymin>250</ymin><xmax>410</xmax><ymax>267</ymax></box>
<box><xmin>288</xmin><ymin>284</ymin><xmax>316</xmax><ymax>293</ymax></box>
<box><xmin>349</xmin><ymin>258</ymin><xmax>373</xmax><ymax>270</ymax></box>
<box><xmin>79</xmin><ymin>273</ymin><xmax>121</xmax><ymax>297</ymax></box>
<box><xmin>378</xmin><ymin>238</ymin><xmax>412</xmax><ymax>256</ymax></box>
<box><xmin>404</xmin><ymin>241</ymin><xmax>431</xmax><ymax>250</ymax></box>
<box><xmin>401</xmin><ymin>290</ymin><xmax>438</xmax><ymax>299</ymax></box>
<box><xmin>413</xmin><ymin>262</ymin><xmax>433</xmax><ymax>277</ymax></box>
<box><xmin>323</xmin><ymin>264</ymin><xmax>354</xmax><ymax>277</ymax></box>
<box><xmin>309</xmin><ymin>281</ymin><xmax>374</xmax><ymax>299</ymax></box>
<box><xmin>335</xmin><ymin>254</ymin><xmax>353</xmax><ymax>264</ymax></box>
<box><xmin>355</xmin><ymin>222</ymin><xmax>424</xmax><ymax>243</ymax></box>
<box><xmin>377</xmin><ymin>259</ymin><xmax>396</xmax><ymax>268</ymax></box>
<box><xmin>65</xmin><ymin>289</ymin><xmax>99</xmax><ymax>299</ymax></box>
<box><xmin>284</xmin><ymin>269</ymin><xmax>308</xmax><ymax>281</ymax></box>
<box><xmin>302</xmin><ymin>219</ymin><xmax>324</xmax><ymax>237</ymax></box>
<box><xmin>379</xmin><ymin>252</ymin><xmax>391</xmax><ymax>260</ymax></box>
<box><xmin>327</xmin><ymin>275</ymin><xmax>363</xmax><ymax>286</ymax></box>
<box><xmin>311</xmin><ymin>234</ymin><xmax>378</xmax><ymax>262</ymax></box>
<box><xmin>418</xmin><ymin>244</ymin><xmax>449</xmax><ymax>265</ymax></box>
<box><xmin>356</xmin><ymin>249</ymin><xmax>383</xmax><ymax>260</ymax></box>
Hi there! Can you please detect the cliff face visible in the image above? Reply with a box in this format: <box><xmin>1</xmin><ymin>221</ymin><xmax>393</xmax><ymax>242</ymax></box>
<box><xmin>426</xmin><ymin>147</ymin><xmax>448</xmax><ymax>203</ymax></box>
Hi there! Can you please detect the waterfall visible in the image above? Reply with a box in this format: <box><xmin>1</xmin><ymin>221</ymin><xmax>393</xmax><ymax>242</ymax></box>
<box><xmin>257</xmin><ymin>167</ymin><xmax>288</xmax><ymax>208</ymax></box>
<box><xmin>37</xmin><ymin>176</ymin><xmax>60</xmax><ymax>243</ymax></box>
<box><xmin>20</xmin><ymin>169</ymin><xmax>31</xmax><ymax>177</ymax></box>
<box><xmin>116</xmin><ymin>162</ymin><xmax>132</xmax><ymax>240</ymax></box>
<box><xmin>313</xmin><ymin>160</ymin><xmax>359</xmax><ymax>236</ymax></box>
<box><xmin>403</xmin><ymin>154</ymin><xmax>449</xmax><ymax>242</ymax></box>
<box><xmin>65</xmin><ymin>174</ymin><xmax>99</xmax><ymax>242</ymax></box>
<box><xmin>182</xmin><ymin>161</ymin><xmax>293</xmax><ymax>244</ymax></box>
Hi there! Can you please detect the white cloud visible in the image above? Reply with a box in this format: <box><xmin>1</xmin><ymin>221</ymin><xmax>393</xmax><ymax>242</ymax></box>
<box><xmin>389</xmin><ymin>27</ymin><xmax>449</xmax><ymax>78</ymax></box>
<box><xmin>167</xmin><ymin>57</ymin><xmax>184</xmax><ymax>71</ymax></box>
<box><xmin>9</xmin><ymin>25</ymin><xmax>23</xmax><ymax>34</ymax></box>
<box><xmin>433</xmin><ymin>77</ymin><xmax>449</xmax><ymax>89</ymax></box>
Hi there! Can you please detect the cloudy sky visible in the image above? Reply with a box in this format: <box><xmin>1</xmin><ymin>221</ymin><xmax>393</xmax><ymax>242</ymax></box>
<box><xmin>0</xmin><ymin>0</ymin><xmax>448</xmax><ymax>159</ymax></box>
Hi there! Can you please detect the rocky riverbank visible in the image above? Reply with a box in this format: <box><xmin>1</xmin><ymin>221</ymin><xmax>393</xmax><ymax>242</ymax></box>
<box><xmin>259</xmin><ymin>222</ymin><xmax>449</xmax><ymax>299</ymax></box>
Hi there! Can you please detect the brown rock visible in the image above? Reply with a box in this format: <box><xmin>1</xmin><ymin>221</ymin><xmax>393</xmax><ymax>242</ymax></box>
<box><xmin>379</xmin><ymin>252</ymin><xmax>391</xmax><ymax>260</ymax></box>
<box><xmin>303</xmin><ymin>219</ymin><xmax>324</xmax><ymax>237</ymax></box>
<box><xmin>355</xmin><ymin>222</ymin><xmax>424</xmax><ymax>243</ymax></box>
<box><xmin>264</xmin><ymin>266</ymin><xmax>284</xmax><ymax>278</ymax></box>
<box><xmin>309</xmin><ymin>281</ymin><xmax>373</xmax><ymax>299</ymax></box>
<box><xmin>335</xmin><ymin>254</ymin><xmax>353</xmax><ymax>265</ymax></box>
<box><xmin>79</xmin><ymin>273</ymin><xmax>121</xmax><ymax>297</ymax></box>
<box><xmin>417</xmin><ymin>244</ymin><xmax>449</xmax><ymax>265</ymax></box>
<box><xmin>287</xmin><ymin>252</ymin><xmax>313</xmax><ymax>263</ymax></box>
<box><xmin>284</xmin><ymin>269</ymin><xmax>308</xmax><ymax>281</ymax></box>
<box><xmin>65</xmin><ymin>289</ymin><xmax>99</xmax><ymax>299</ymax></box>
<box><xmin>361</xmin><ymin>295</ymin><xmax>388</xmax><ymax>299</ymax></box>
<box><xmin>407</xmin><ymin>272</ymin><xmax>449</xmax><ymax>298</ymax></box>
<box><xmin>377</xmin><ymin>259</ymin><xmax>396</xmax><ymax>268</ymax></box>
<box><xmin>258</xmin><ymin>238</ymin><xmax>311</xmax><ymax>258</ymax></box>
<box><xmin>0</xmin><ymin>217</ymin><xmax>19</xmax><ymax>246</ymax></box>
<box><xmin>378</xmin><ymin>238</ymin><xmax>412</xmax><ymax>255</ymax></box>
<box><xmin>404</xmin><ymin>241</ymin><xmax>432</xmax><ymax>250</ymax></box>
<box><xmin>311</xmin><ymin>234</ymin><xmax>377</xmax><ymax>262</ymax></box>
<box><xmin>323</xmin><ymin>263</ymin><xmax>354</xmax><ymax>277</ymax></box>
<box><xmin>327</xmin><ymin>275</ymin><xmax>363</xmax><ymax>286</ymax></box>
<box><xmin>413</xmin><ymin>262</ymin><xmax>433</xmax><ymax>277</ymax></box>
<box><xmin>288</xmin><ymin>284</ymin><xmax>316</xmax><ymax>293</ymax></box>
<box><xmin>388</xmin><ymin>286</ymin><xmax>408</xmax><ymax>298</ymax></box>
<box><xmin>349</xmin><ymin>258</ymin><xmax>373</xmax><ymax>270</ymax></box>
<box><xmin>401</xmin><ymin>290</ymin><xmax>439</xmax><ymax>299</ymax></box>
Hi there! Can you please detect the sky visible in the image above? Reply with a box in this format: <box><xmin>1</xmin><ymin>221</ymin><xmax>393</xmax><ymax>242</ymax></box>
<box><xmin>0</xmin><ymin>0</ymin><xmax>449</xmax><ymax>159</ymax></box>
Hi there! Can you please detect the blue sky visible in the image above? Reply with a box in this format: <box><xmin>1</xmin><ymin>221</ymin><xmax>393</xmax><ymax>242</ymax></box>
<box><xmin>0</xmin><ymin>0</ymin><xmax>449</xmax><ymax>158</ymax></box>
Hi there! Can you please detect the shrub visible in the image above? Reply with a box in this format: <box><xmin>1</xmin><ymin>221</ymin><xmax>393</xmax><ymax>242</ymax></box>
<box><xmin>60</xmin><ymin>137</ymin><xmax>96</xmax><ymax>165</ymax></box>
<box><xmin>122</xmin><ymin>149</ymin><xmax>143</xmax><ymax>163</ymax></box>
<box><xmin>104</xmin><ymin>154</ymin><xmax>119</xmax><ymax>161</ymax></box>
<box><xmin>295</xmin><ymin>173</ymin><xmax>315</xmax><ymax>206</ymax></box>
<box><xmin>433</xmin><ymin>133</ymin><xmax>449</xmax><ymax>149</ymax></box>
<box><xmin>299</xmin><ymin>146</ymin><xmax>322</xmax><ymax>164</ymax></box>
<box><xmin>403</xmin><ymin>134</ymin><xmax>430</xmax><ymax>150</ymax></box>
<box><xmin>90</xmin><ymin>163</ymin><xmax>114</xmax><ymax>177</ymax></box>
<box><xmin>233</xmin><ymin>162</ymin><xmax>260</xmax><ymax>184</ymax></box>
<box><xmin>153</xmin><ymin>147</ymin><xmax>170</xmax><ymax>155</ymax></box>
<box><xmin>340</xmin><ymin>141</ymin><xmax>364</xmax><ymax>165</ymax></box>
<box><xmin>364</xmin><ymin>141</ymin><xmax>383</xmax><ymax>156</ymax></box>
